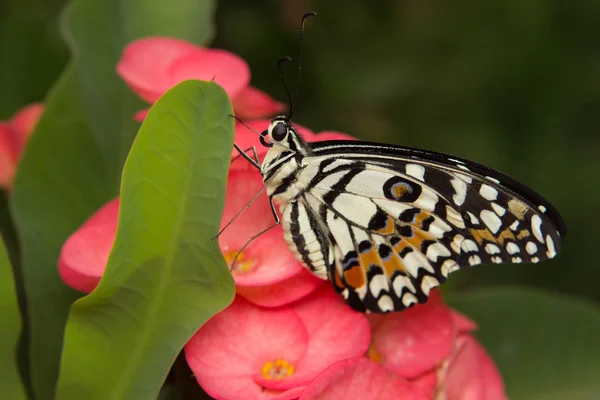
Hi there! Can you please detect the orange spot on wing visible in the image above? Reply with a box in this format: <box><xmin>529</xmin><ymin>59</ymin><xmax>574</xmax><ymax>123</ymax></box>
<box><xmin>393</xmin><ymin>184</ymin><xmax>409</xmax><ymax>199</ymax></box>
<box><xmin>469</xmin><ymin>228</ymin><xmax>495</xmax><ymax>245</ymax></box>
<box><xmin>393</xmin><ymin>239</ymin><xmax>410</xmax><ymax>255</ymax></box>
<box><xmin>344</xmin><ymin>265</ymin><xmax>366</xmax><ymax>289</ymax></box>
<box><xmin>332</xmin><ymin>267</ymin><xmax>344</xmax><ymax>290</ymax></box>
<box><xmin>359</xmin><ymin>247</ymin><xmax>380</xmax><ymax>270</ymax></box>
<box><xmin>517</xmin><ymin>230</ymin><xmax>530</xmax><ymax>239</ymax></box>
<box><xmin>378</xmin><ymin>216</ymin><xmax>396</xmax><ymax>235</ymax></box>
<box><xmin>497</xmin><ymin>228</ymin><xmax>516</xmax><ymax>245</ymax></box>
<box><xmin>382</xmin><ymin>253</ymin><xmax>406</xmax><ymax>276</ymax></box>
<box><xmin>405</xmin><ymin>229</ymin><xmax>431</xmax><ymax>250</ymax></box>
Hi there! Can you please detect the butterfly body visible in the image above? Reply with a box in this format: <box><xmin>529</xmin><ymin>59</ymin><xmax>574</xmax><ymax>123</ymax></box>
<box><xmin>258</xmin><ymin>116</ymin><xmax>566</xmax><ymax>313</ymax></box>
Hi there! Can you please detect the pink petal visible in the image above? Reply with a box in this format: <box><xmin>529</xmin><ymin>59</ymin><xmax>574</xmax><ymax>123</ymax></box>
<box><xmin>58</xmin><ymin>198</ymin><xmax>119</xmax><ymax>293</ymax></box>
<box><xmin>185</xmin><ymin>297</ymin><xmax>309</xmax><ymax>400</ymax></box>
<box><xmin>411</xmin><ymin>370</ymin><xmax>438</xmax><ymax>398</ymax></box>
<box><xmin>134</xmin><ymin>109</ymin><xmax>149</xmax><ymax>122</ymax></box>
<box><xmin>170</xmin><ymin>49</ymin><xmax>250</xmax><ymax>98</ymax></box>
<box><xmin>255</xmin><ymin>285</ymin><xmax>371</xmax><ymax>390</ymax></box>
<box><xmin>442</xmin><ymin>335</ymin><xmax>507</xmax><ymax>400</ymax></box>
<box><xmin>271</xmin><ymin>386</ymin><xmax>306</xmax><ymax>400</ymax></box>
<box><xmin>237</xmin><ymin>269</ymin><xmax>322</xmax><ymax>308</ymax></box>
<box><xmin>117</xmin><ymin>37</ymin><xmax>250</xmax><ymax>103</ymax></box>
<box><xmin>450</xmin><ymin>309</ymin><xmax>478</xmax><ymax>333</ymax></box>
<box><xmin>233</xmin><ymin>86</ymin><xmax>286</xmax><ymax>120</ymax></box>
<box><xmin>9</xmin><ymin>103</ymin><xmax>44</xmax><ymax>155</ymax></box>
<box><xmin>220</xmin><ymin>161</ymin><xmax>305</xmax><ymax>286</ymax></box>
<box><xmin>0</xmin><ymin>123</ymin><xmax>17</xmax><ymax>189</ymax></box>
<box><xmin>369</xmin><ymin>290</ymin><xmax>455</xmax><ymax>379</ymax></box>
<box><xmin>298</xmin><ymin>357</ymin><xmax>429</xmax><ymax>400</ymax></box>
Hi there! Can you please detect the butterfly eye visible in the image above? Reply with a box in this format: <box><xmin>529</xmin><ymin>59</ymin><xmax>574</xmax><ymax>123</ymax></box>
<box><xmin>272</xmin><ymin>123</ymin><xmax>288</xmax><ymax>141</ymax></box>
<box><xmin>260</xmin><ymin>129</ymin><xmax>272</xmax><ymax>147</ymax></box>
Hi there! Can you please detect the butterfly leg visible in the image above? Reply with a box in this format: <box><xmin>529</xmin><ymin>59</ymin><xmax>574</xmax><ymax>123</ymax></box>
<box><xmin>229</xmin><ymin>198</ymin><xmax>281</xmax><ymax>271</ymax></box>
<box><xmin>233</xmin><ymin>144</ymin><xmax>261</xmax><ymax>170</ymax></box>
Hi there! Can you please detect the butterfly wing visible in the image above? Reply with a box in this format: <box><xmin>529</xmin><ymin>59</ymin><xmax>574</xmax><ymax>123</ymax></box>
<box><xmin>288</xmin><ymin>140</ymin><xmax>565</xmax><ymax>313</ymax></box>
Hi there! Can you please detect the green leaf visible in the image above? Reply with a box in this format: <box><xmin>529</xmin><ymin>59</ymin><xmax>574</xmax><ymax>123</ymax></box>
<box><xmin>448</xmin><ymin>287</ymin><xmax>600</xmax><ymax>400</ymax></box>
<box><xmin>57</xmin><ymin>80</ymin><xmax>235</xmax><ymax>400</ymax></box>
<box><xmin>0</xmin><ymin>237</ymin><xmax>26</xmax><ymax>400</ymax></box>
<box><xmin>10</xmin><ymin>1</ymin><xmax>216</xmax><ymax>398</ymax></box>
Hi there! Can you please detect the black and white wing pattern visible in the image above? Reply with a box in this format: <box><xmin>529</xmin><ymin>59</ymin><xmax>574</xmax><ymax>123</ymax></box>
<box><xmin>279</xmin><ymin>140</ymin><xmax>566</xmax><ymax>313</ymax></box>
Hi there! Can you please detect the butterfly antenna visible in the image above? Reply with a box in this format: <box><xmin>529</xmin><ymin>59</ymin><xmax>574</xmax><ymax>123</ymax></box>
<box><xmin>289</xmin><ymin>11</ymin><xmax>317</xmax><ymax>120</ymax></box>
<box><xmin>278</xmin><ymin>57</ymin><xmax>294</xmax><ymax>115</ymax></box>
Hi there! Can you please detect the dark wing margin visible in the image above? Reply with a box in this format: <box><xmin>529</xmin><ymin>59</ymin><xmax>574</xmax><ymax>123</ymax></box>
<box><xmin>309</xmin><ymin>140</ymin><xmax>566</xmax><ymax>237</ymax></box>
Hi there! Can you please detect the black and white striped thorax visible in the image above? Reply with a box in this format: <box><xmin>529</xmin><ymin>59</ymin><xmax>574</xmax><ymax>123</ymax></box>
<box><xmin>257</xmin><ymin>115</ymin><xmax>566</xmax><ymax>313</ymax></box>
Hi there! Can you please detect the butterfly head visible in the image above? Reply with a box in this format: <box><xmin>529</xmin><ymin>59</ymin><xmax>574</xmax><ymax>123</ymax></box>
<box><xmin>260</xmin><ymin>115</ymin><xmax>294</xmax><ymax>148</ymax></box>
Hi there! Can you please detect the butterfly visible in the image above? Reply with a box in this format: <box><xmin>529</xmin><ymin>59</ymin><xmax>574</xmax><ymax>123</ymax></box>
<box><xmin>241</xmin><ymin>115</ymin><xmax>566</xmax><ymax>313</ymax></box>
<box><xmin>231</xmin><ymin>12</ymin><xmax>566</xmax><ymax>313</ymax></box>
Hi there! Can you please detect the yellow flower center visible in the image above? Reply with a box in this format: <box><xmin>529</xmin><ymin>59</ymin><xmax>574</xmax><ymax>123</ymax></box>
<box><xmin>260</xmin><ymin>358</ymin><xmax>295</xmax><ymax>380</ymax></box>
<box><xmin>368</xmin><ymin>344</ymin><xmax>384</xmax><ymax>364</ymax></box>
<box><xmin>224</xmin><ymin>250</ymin><xmax>254</xmax><ymax>274</ymax></box>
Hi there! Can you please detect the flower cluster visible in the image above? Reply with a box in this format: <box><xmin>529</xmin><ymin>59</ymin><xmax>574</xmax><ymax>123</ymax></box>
<box><xmin>58</xmin><ymin>37</ymin><xmax>507</xmax><ymax>399</ymax></box>
<box><xmin>0</xmin><ymin>103</ymin><xmax>44</xmax><ymax>189</ymax></box>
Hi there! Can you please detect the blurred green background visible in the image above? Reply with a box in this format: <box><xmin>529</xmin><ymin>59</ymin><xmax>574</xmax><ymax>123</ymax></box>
<box><xmin>5</xmin><ymin>0</ymin><xmax>596</xmax><ymax>301</ymax></box>
<box><xmin>1</xmin><ymin>0</ymin><xmax>600</xmax><ymax>398</ymax></box>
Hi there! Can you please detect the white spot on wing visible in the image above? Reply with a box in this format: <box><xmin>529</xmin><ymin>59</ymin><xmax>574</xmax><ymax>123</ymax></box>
<box><xmin>509</xmin><ymin>220</ymin><xmax>520</xmax><ymax>231</ymax></box>
<box><xmin>479</xmin><ymin>184</ymin><xmax>498</xmax><ymax>201</ymax></box>
<box><xmin>402</xmin><ymin>249</ymin><xmax>435</xmax><ymax>275</ymax></box>
<box><xmin>491</xmin><ymin>203</ymin><xmax>506</xmax><ymax>216</ymax></box>
<box><xmin>506</xmin><ymin>242</ymin><xmax>520</xmax><ymax>254</ymax></box>
<box><xmin>415</xmin><ymin>190</ymin><xmax>438</xmax><ymax>212</ymax></box>
<box><xmin>451</xmin><ymin>234</ymin><xmax>464</xmax><ymax>254</ymax></box>
<box><xmin>331</xmin><ymin>193</ymin><xmax>378</xmax><ymax>229</ymax></box>
<box><xmin>321</xmin><ymin>159</ymin><xmax>355</xmax><ymax>174</ymax></box>
<box><xmin>393</xmin><ymin>274</ymin><xmax>415</xmax><ymax>297</ymax></box>
<box><xmin>526</xmin><ymin>241</ymin><xmax>538</xmax><ymax>255</ymax></box>
<box><xmin>426</xmin><ymin>242</ymin><xmax>451</xmax><ymax>262</ymax></box>
<box><xmin>377</xmin><ymin>295</ymin><xmax>394</xmax><ymax>312</ymax></box>
<box><xmin>451</xmin><ymin>177</ymin><xmax>468</xmax><ymax>206</ymax></box>
<box><xmin>511</xmin><ymin>257</ymin><xmax>522</xmax><ymax>263</ymax></box>
<box><xmin>420</xmin><ymin>276</ymin><xmax>440</xmax><ymax>296</ymax></box>
<box><xmin>486</xmin><ymin>176</ymin><xmax>501</xmax><ymax>184</ymax></box>
<box><xmin>462</xmin><ymin>239</ymin><xmax>478</xmax><ymax>253</ymax></box>
<box><xmin>467</xmin><ymin>212</ymin><xmax>480</xmax><ymax>225</ymax></box>
<box><xmin>485</xmin><ymin>243</ymin><xmax>501</xmax><ymax>255</ymax></box>
<box><xmin>401</xmin><ymin>292</ymin><xmax>418</xmax><ymax>308</ymax></box>
<box><xmin>531</xmin><ymin>215</ymin><xmax>544</xmax><ymax>243</ymax></box>
<box><xmin>369</xmin><ymin>274</ymin><xmax>389</xmax><ymax>298</ymax></box>
<box><xmin>481</xmin><ymin>210</ymin><xmax>503</xmax><ymax>234</ymax></box>
<box><xmin>406</xmin><ymin>164</ymin><xmax>426</xmax><ymax>181</ymax></box>
<box><xmin>468</xmin><ymin>255</ymin><xmax>482</xmax><ymax>265</ymax></box>
<box><xmin>546</xmin><ymin>235</ymin><xmax>556</xmax><ymax>258</ymax></box>
<box><xmin>441</xmin><ymin>260</ymin><xmax>459</xmax><ymax>277</ymax></box>
<box><xmin>445</xmin><ymin>206</ymin><xmax>465</xmax><ymax>228</ymax></box>
<box><xmin>538</xmin><ymin>205</ymin><xmax>547</xmax><ymax>213</ymax></box>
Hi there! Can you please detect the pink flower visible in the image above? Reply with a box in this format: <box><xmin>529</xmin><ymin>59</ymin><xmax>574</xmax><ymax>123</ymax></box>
<box><xmin>291</xmin><ymin>357</ymin><xmax>429</xmax><ymax>400</ymax></box>
<box><xmin>0</xmin><ymin>103</ymin><xmax>44</xmax><ymax>188</ymax></box>
<box><xmin>367</xmin><ymin>292</ymin><xmax>507</xmax><ymax>400</ymax></box>
<box><xmin>184</xmin><ymin>288</ymin><xmax>370</xmax><ymax>400</ymax></box>
<box><xmin>58</xmin><ymin>198</ymin><xmax>118</xmax><ymax>293</ymax></box>
<box><xmin>117</xmin><ymin>37</ymin><xmax>285</xmax><ymax>121</ymax></box>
